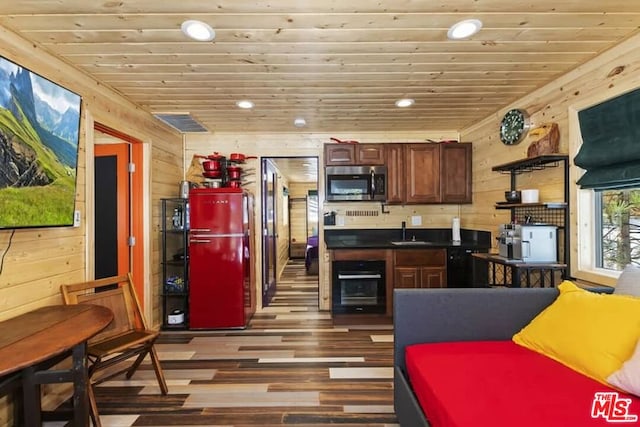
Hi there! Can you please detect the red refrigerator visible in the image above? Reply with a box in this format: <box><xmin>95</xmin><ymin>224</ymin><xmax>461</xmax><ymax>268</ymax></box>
<box><xmin>188</xmin><ymin>188</ymin><xmax>255</xmax><ymax>329</ymax></box>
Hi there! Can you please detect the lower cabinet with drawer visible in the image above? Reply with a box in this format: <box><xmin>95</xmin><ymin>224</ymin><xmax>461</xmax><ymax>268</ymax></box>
<box><xmin>394</xmin><ymin>249</ymin><xmax>447</xmax><ymax>289</ymax></box>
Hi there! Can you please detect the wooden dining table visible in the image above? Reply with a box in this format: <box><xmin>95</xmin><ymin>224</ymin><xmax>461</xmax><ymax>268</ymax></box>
<box><xmin>0</xmin><ymin>304</ymin><xmax>113</xmax><ymax>426</ymax></box>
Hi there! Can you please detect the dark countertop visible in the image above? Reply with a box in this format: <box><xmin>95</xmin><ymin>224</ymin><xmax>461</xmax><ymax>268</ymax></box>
<box><xmin>324</xmin><ymin>228</ymin><xmax>492</xmax><ymax>250</ymax></box>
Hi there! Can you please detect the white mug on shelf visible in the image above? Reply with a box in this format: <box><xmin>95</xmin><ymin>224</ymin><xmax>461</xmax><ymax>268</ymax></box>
<box><xmin>521</xmin><ymin>189</ymin><xmax>539</xmax><ymax>203</ymax></box>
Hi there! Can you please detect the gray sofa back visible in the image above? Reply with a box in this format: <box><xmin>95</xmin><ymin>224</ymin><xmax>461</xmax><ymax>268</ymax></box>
<box><xmin>393</xmin><ymin>288</ymin><xmax>560</xmax><ymax>370</ymax></box>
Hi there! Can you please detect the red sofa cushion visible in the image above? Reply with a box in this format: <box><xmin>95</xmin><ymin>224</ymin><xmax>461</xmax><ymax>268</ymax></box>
<box><xmin>405</xmin><ymin>341</ymin><xmax>640</xmax><ymax>427</ymax></box>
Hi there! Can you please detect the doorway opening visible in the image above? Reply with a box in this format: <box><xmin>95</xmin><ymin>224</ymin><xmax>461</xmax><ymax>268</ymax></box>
<box><xmin>260</xmin><ymin>156</ymin><xmax>319</xmax><ymax>308</ymax></box>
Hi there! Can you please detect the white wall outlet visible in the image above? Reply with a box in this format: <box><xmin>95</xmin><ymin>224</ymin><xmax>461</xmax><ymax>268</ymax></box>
<box><xmin>73</xmin><ymin>210</ymin><xmax>81</xmax><ymax>227</ymax></box>
<box><xmin>336</xmin><ymin>215</ymin><xmax>345</xmax><ymax>226</ymax></box>
<box><xmin>411</xmin><ymin>215</ymin><xmax>422</xmax><ymax>226</ymax></box>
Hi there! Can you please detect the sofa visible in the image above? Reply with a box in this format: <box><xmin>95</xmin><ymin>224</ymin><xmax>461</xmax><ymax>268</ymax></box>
<box><xmin>394</xmin><ymin>285</ymin><xmax>640</xmax><ymax>427</ymax></box>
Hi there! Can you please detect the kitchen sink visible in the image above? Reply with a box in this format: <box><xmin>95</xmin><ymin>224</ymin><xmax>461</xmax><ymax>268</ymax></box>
<box><xmin>390</xmin><ymin>240</ymin><xmax>433</xmax><ymax>246</ymax></box>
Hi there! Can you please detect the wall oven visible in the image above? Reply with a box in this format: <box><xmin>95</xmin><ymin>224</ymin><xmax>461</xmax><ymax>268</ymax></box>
<box><xmin>325</xmin><ymin>165</ymin><xmax>386</xmax><ymax>201</ymax></box>
<box><xmin>332</xmin><ymin>260</ymin><xmax>386</xmax><ymax>314</ymax></box>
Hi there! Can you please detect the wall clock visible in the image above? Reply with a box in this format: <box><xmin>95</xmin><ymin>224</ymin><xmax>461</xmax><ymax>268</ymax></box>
<box><xmin>500</xmin><ymin>108</ymin><xmax>530</xmax><ymax>145</ymax></box>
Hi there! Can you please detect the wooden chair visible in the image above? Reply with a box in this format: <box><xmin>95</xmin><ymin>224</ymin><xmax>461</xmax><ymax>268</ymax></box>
<box><xmin>60</xmin><ymin>273</ymin><xmax>168</xmax><ymax>427</ymax></box>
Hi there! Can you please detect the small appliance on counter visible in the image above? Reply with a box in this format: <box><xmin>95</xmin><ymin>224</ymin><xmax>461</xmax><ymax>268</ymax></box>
<box><xmin>325</xmin><ymin>165</ymin><xmax>387</xmax><ymax>201</ymax></box>
<box><xmin>324</xmin><ymin>211</ymin><xmax>336</xmax><ymax>225</ymax></box>
<box><xmin>498</xmin><ymin>223</ymin><xmax>557</xmax><ymax>262</ymax></box>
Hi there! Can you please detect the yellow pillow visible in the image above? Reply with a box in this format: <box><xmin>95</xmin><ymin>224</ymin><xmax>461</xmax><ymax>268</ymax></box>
<box><xmin>513</xmin><ymin>280</ymin><xmax>640</xmax><ymax>384</ymax></box>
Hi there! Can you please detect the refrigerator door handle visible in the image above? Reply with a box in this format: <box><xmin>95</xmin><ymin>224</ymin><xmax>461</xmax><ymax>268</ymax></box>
<box><xmin>190</xmin><ymin>239</ymin><xmax>211</xmax><ymax>243</ymax></box>
<box><xmin>191</xmin><ymin>233</ymin><xmax>245</xmax><ymax>238</ymax></box>
<box><xmin>190</xmin><ymin>228</ymin><xmax>211</xmax><ymax>232</ymax></box>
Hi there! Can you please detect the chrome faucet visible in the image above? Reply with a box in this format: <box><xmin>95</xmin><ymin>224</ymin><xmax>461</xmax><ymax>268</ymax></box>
<box><xmin>401</xmin><ymin>221</ymin><xmax>407</xmax><ymax>241</ymax></box>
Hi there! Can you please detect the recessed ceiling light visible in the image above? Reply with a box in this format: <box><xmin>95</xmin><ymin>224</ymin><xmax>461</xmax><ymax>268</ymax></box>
<box><xmin>294</xmin><ymin>117</ymin><xmax>307</xmax><ymax>127</ymax></box>
<box><xmin>181</xmin><ymin>20</ymin><xmax>215</xmax><ymax>41</ymax></box>
<box><xmin>395</xmin><ymin>98</ymin><xmax>415</xmax><ymax>108</ymax></box>
<box><xmin>236</xmin><ymin>100</ymin><xmax>254</xmax><ymax>109</ymax></box>
<box><xmin>447</xmin><ymin>19</ymin><xmax>483</xmax><ymax>40</ymax></box>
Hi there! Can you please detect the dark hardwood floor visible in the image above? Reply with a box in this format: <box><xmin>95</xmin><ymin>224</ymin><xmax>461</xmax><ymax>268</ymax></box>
<box><xmin>52</xmin><ymin>260</ymin><xmax>398</xmax><ymax>426</ymax></box>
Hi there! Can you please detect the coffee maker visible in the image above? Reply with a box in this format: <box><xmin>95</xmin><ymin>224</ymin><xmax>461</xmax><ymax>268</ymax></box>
<box><xmin>498</xmin><ymin>224</ymin><xmax>557</xmax><ymax>262</ymax></box>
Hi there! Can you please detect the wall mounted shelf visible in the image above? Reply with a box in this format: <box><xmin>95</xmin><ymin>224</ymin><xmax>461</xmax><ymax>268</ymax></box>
<box><xmin>492</xmin><ymin>154</ymin><xmax>569</xmax><ymax>174</ymax></box>
<box><xmin>494</xmin><ymin>202</ymin><xmax>567</xmax><ymax>209</ymax></box>
<box><xmin>486</xmin><ymin>154</ymin><xmax>571</xmax><ymax>285</ymax></box>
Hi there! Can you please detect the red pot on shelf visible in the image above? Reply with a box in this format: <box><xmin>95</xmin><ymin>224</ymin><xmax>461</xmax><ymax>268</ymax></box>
<box><xmin>202</xmin><ymin>160</ymin><xmax>223</xmax><ymax>171</ymax></box>
<box><xmin>203</xmin><ymin>170</ymin><xmax>223</xmax><ymax>179</ymax></box>
<box><xmin>227</xmin><ymin>180</ymin><xmax>242</xmax><ymax>188</ymax></box>
<box><xmin>227</xmin><ymin>166</ymin><xmax>243</xmax><ymax>180</ymax></box>
<box><xmin>229</xmin><ymin>153</ymin><xmax>257</xmax><ymax>163</ymax></box>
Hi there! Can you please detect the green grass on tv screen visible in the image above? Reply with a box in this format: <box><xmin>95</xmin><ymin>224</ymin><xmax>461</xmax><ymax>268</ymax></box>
<box><xmin>0</xmin><ymin>175</ymin><xmax>76</xmax><ymax>227</ymax></box>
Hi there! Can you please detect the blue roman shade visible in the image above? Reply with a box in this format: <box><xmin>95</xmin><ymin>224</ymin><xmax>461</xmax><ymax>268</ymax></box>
<box><xmin>574</xmin><ymin>88</ymin><xmax>640</xmax><ymax>190</ymax></box>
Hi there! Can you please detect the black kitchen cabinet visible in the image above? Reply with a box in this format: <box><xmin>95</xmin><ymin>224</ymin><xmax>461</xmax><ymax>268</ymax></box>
<box><xmin>447</xmin><ymin>247</ymin><xmax>487</xmax><ymax>288</ymax></box>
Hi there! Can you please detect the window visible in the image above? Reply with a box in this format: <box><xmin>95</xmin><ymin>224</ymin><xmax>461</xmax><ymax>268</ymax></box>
<box><xmin>595</xmin><ymin>188</ymin><xmax>640</xmax><ymax>271</ymax></box>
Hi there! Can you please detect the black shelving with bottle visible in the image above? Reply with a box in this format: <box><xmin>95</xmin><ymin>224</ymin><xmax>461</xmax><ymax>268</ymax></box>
<box><xmin>161</xmin><ymin>198</ymin><xmax>189</xmax><ymax>329</ymax></box>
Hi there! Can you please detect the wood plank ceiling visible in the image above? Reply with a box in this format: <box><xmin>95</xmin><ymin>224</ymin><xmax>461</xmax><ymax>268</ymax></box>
<box><xmin>0</xmin><ymin>1</ymin><xmax>639</xmax><ymax>133</ymax></box>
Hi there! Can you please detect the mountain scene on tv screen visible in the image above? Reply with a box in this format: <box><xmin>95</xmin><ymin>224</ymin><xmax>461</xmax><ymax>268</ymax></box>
<box><xmin>0</xmin><ymin>57</ymin><xmax>81</xmax><ymax>227</ymax></box>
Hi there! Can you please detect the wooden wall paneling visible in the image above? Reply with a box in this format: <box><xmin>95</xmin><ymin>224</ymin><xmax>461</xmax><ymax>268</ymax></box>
<box><xmin>289</xmin><ymin>199</ymin><xmax>308</xmax><ymax>257</ymax></box>
<box><xmin>289</xmin><ymin>182</ymin><xmax>317</xmax><ymax>197</ymax></box>
<box><xmin>288</xmin><ymin>182</ymin><xmax>318</xmax><ymax>257</ymax></box>
<box><xmin>460</xmin><ymin>32</ymin><xmax>640</xmax><ymax>276</ymax></box>
<box><xmin>0</xmin><ymin>24</ymin><xmax>183</xmax><ymax>338</ymax></box>
<box><xmin>276</xmin><ymin>172</ymin><xmax>291</xmax><ymax>280</ymax></box>
<box><xmin>2</xmin><ymin>3</ymin><xmax>639</xmax><ymax>133</ymax></box>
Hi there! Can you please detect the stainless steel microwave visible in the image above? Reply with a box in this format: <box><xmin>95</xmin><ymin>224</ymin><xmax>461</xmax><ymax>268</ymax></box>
<box><xmin>325</xmin><ymin>165</ymin><xmax>387</xmax><ymax>201</ymax></box>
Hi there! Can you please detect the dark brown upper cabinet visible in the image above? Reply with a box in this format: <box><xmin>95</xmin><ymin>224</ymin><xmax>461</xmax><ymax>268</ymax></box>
<box><xmin>325</xmin><ymin>143</ymin><xmax>385</xmax><ymax>166</ymax></box>
<box><xmin>355</xmin><ymin>144</ymin><xmax>385</xmax><ymax>165</ymax></box>
<box><xmin>385</xmin><ymin>144</ymin><xmax>405</xmax><ymax>204</ymax></box>
<box><xmin>386</xmin><ymin>143</ymin><xmax>472</xmax><ymax>205</ymax></box>
<box><xmin>405</xmin><ymin>144</ymin><xmax>441</xmax><ymax>204</ymax></box>
<box><xmin>440</xmin><ymin>143</ymin><xmax>472</xmax><ymax>204</ymax></box>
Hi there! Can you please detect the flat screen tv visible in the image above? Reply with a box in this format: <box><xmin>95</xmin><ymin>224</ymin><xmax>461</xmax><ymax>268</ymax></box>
<box><xmin>0</xmin><ymin>56</ymin><xmax>81</xmax><ymax>229</ymax></box>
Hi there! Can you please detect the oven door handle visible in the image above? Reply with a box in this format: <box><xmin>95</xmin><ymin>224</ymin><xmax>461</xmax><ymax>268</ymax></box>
<box><xmin>338</xmin><ymin>274</ymin><xmax>382</xmax><ymax>280</ymax></box>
